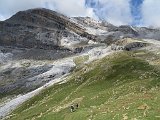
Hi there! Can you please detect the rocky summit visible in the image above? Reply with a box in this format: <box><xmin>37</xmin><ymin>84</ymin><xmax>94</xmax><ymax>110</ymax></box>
<box><xmin>1</xmin><ymin>8</ymin><xmax>160</xmax><ymax>50</ymax></box>
<box><xmin>0</xmin><ymin>8</ymin><xmax>160</xmax><ymax>120</ymax></box>
<box><xmin>0</xmin><ymin>8</ymin><xmax>96</xmax><ymax>51</ymax></box>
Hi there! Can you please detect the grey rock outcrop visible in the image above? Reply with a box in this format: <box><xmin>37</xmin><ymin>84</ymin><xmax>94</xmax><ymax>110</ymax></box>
<box><xmin>124</xmin><ymin>42</ymin><xmax>148</xmax><ymax>51</ymax></box>
<box><xmin>0</xmin><ymin>8</ymin><xmax>96</xmax><ymax>50</ymax></box>
<box><xmin>111</xmin><ymin>38</ymin><xmax>149</xmax><ymax>51</ymax></box>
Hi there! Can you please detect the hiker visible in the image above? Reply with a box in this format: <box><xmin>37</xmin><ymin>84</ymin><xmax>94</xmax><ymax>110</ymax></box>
<box><xmin>70</xmin><ymin>105</ymin><xmax>74</xmax><ymax>112</ymax></box>
<box><xmin>75</xmin><ymin>103</ymin><xmax>79</xmax><ymax>109</ymax></box>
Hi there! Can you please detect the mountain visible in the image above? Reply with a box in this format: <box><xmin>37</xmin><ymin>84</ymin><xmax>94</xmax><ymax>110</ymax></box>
<box><xmin>0</xmin><ymin>8</ymin><xmax>98</xmax><ymax>51</ymax></box>
<box><xmin>0</xmin><ymin>8</ymin><xmax>160</xmax><ymax>120</ymax></box>
<box><xmin>1</xmin><ymin>8</ymin><xmax>160</xmax><ymax>50</ymax></box>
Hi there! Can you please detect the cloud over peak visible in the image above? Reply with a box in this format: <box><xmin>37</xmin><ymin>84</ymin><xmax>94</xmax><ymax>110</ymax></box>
<box><xmin>141</xmin><ymin>0</ymin><xmax>160</xmax><ymax>27</ymax></box>
<box><xmin>0</xmin><ymin>0</ymin><xmax>96</xmax><ymax>20</ymax></box>
<box><xmin>0</xmin><ymin>0</ymin><xmax>160</xmax><ymax>27</ymax></box>
<box><xmin>87</xmin><ymin>0</ymin><xmax>133</xmax><ymax>26</ymax></box>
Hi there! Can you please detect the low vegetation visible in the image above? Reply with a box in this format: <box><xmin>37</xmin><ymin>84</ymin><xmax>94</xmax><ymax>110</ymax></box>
<box><xmin>6</xmin><ymin>50</ymin><xmax>160</xmax><ymax>120</ymax></box>
<box><xmin>73</xmin><ymin>55</ymin><xmax>89</xmax><ymax>65</ymax></box>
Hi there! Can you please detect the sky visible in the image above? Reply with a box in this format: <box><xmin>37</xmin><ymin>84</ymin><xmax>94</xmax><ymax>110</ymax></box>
<box><xmin>0</xmin><ymin>0</ymin><xmax>160</xmax><ymax>27</ymax></box>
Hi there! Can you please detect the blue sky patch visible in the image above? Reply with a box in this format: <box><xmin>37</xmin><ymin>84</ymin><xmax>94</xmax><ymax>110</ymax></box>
<box><xmin>85</xmin><ymin>0</ymin><xmax>144</xmax><ymax>25</ymax></box>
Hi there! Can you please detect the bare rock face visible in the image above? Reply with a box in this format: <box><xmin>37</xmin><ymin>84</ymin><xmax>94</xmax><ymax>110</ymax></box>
<box><xmin>0</xmin><ymin>8</ymin><xmax>96</xmax><ymax>50</ymax></box>
<box><xmin>1</xmin><ymin>8</ymin><xmax>160</xmax><ymax>50</ymax></box>
<box><xmin>111</xmin><ymin>38</ymin><xmax>149</xmax><ymax>51</ymax></box>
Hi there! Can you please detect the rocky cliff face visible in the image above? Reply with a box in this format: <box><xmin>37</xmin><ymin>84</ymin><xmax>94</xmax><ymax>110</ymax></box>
<box><xmin>0</xmin><ymin>8</ymin><xmax>96</xmax><ymax>50</ymax></box>
<box><xmin>1</xmin><ymin>8</ymin><xmax>160</xmax><ymax>50</ymax></box>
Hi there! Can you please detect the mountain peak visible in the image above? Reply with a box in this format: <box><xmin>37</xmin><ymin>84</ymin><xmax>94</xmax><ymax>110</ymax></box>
<box><xmin>1</xmin><ymin>8</ymin><xmax>160</xmax><ymax>50</ymax></box>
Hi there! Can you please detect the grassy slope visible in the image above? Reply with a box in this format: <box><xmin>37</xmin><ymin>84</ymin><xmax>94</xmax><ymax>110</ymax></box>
<box><xmin>7</xmin><ymin>50</ymin><xmax>160</xmax><ymax>120</ymax></box>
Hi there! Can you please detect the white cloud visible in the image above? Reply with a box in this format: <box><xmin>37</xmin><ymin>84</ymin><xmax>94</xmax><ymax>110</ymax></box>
<box><xmin>3</xmin><ymin>0</ymin><xmax>160</xmax><ymax>27</ymax></box>
<box><xmin>46</xmin><ymin>0</ymin><xmax>96</xmax><ymax>17</ymax></box>
<box><xmin>0</xmin><ymin>0</ymin><xmax>43</xmax><ymax>19</ymax></box>
<box><xmin>0</xmin><ymin>0</ymin><xmax>96</xmax><ymax>20</ymax></box>
<box><xmin>0</xmin><ymin>14</ymin><xmax>5</xmax><ymax>21</ymax></box>
<box><xmin>96</xmin><ymin>0</ymin><xmax>132</xmax><ymax>26</ymax></box>
<box><xmin>141</xmin><ymin>0</ymin><xmax>160</xmax><ymax>27</ymax></box>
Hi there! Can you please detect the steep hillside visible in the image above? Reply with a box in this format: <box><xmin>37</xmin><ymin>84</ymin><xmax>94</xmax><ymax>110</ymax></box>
<box><xmin>0</xmin><ymin>8</ymin><xmax>160</xmax><ymax>120</ymax></box>
<box><xmin>0</xmin><ymin>44</ymin><xmax>110</xmax><ymax>108</ymax></box>
<box><xmin>5</xmin><ymin>49</ymin><xmax>160</xmax><ymax>120</ymax></box>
